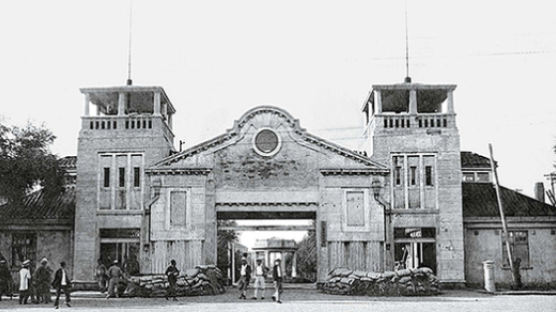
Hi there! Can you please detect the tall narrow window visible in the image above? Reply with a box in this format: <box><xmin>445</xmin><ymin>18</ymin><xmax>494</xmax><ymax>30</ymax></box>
<box><xmin>170</xmin><ymin>191</ymin><xmax>187</xmax><ymax>227</ymax></box>
<box><xmin>103</xmin><ymin>168</ymin><xmax>110</xmax><ymax>188</ymax></box>
<box><xmin>119</xmin><ymin>168</ymin><xmax>125</xmax><ymax>188</ymax></box>
<box><xmin>320</xmin><ymin>221</ymin><xmax>327</xmax><ymax>247</ymax></box>
<box><xmin>345</xmin><ymin>191</ymin><xmax>365</xmax><ymax>227</ymax></box>
<box><xmin>425</xmin><ymin>166</ymin><xmax>434</xmax><ymax>186</ymax></box>
<box><xmin>410</xmin><ymin>166</ymin><xmax>417</xmax><ymax>186</ymax></box>
<box><xmin>395</xmin><ymin>167</ymin><xmax>402</xmax><ymax>186</ymax></box>
<box><xmin>133</xmin><ymin>167</ymin><xmax>140</xmax><ymax>187</ymax></box>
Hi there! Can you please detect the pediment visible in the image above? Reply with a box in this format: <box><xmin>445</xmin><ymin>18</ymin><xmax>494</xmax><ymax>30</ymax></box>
<box><xmin>148</xmin><ymin>106</ymin><xmax>388</xmax><ymax>174</ymax></box>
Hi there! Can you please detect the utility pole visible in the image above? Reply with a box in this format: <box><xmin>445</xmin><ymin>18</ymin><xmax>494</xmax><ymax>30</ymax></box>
<box><xmin>544</xmin><ymin>172</ymin><xmax>556</xmax><ymax>206</ymax></box>
<box><xmin>489</xmin><ymin>144</ymin><xmax>517</xmax><ymax>286</ymax></box>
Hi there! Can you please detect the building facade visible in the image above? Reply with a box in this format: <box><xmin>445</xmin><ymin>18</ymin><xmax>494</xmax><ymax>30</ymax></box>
<box><xmin>460</xmin><ymin>152</ymin><xmax>556</xmax><ymax>288</ymax></box>
<box><xmin>2</xmin><ymin>78</ymin><xmax>554</xmax><ymax>288</ymax></box>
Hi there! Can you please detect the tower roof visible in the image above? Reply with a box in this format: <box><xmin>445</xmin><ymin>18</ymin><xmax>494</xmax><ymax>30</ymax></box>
<box><xmin>80</xmin><ymin>86</ymin><xmax>176</xmax><ymax>115</ymax></box>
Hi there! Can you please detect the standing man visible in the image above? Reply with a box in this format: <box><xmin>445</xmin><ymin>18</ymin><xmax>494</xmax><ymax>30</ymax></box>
<box><xmin>18</xmin><ymin>260</ymin><xmax>32</xmax><ymax>304</ymax></box>
<box><xmin>251</xmin><ymin>258</ymin><xmax>268</xmax><ymax>300</ymax></box>
<box><xmin>237</xmin><ymin>258</ymin><xmax>251</xmax><ymax>300</ymax></box>
<box><xmin>51</xmin><ymin>261</ymin><xmax>71</xmax><ymax>309</ymax></box>
<box><xmin>165</xmin><ymin>259</ymin><xmax>179</xmax><ymax>301</ymax></box>
<box><xmin>106</xmin><ymin>260</ymin><xmax>122</xmax><ymax>299</ymax></box>
<box><xmin>0</xmin><ymin>258</ymin><xmax>13</xmax><ymax>301</ymax></box>
<box><xmin>33</xmin><ymin>258</ymin><xmax>52</xmax><ymax>304</ymax></box>
<box><xmin>95</xmin><ymin>259</ymin><xmax>107</xmax><ymax>293</ymax></box>
<box><xmin>272</xmin><ymin>258</ymin><xmax>283</xmax><ymax>304</ymax></box>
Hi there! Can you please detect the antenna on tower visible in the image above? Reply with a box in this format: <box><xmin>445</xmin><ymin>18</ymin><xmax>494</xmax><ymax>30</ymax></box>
<box><xmin>404</xmin><ymin>0</ymin><xmax>411</xmax><ymax>83</ymax></box>
<box><xmin>126</xmin><ymin>0</ymin><xmax>133</xmax><ymax>86</ymax></box>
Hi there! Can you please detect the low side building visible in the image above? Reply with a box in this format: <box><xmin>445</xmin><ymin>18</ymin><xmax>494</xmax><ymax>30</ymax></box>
<box><xmin>0</xmin><ymin>156</ymin><xmax>76</xmax><ymax>287</ymax></box>
<box><xmin>461</xmin><ymin>152</ymin><xmax>556</xmax><ymax>288</ymax></box>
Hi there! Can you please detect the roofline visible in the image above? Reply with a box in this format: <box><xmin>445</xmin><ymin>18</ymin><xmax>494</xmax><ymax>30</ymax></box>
<box><xmin>79</xmin><ymin>86</ymin><xmax>176</xmax><ymax>114</ymax></box>
<box><xmin>372</xmin><ymin>83</ymin><xmax>457</xmax><ymax>91</ymax></box>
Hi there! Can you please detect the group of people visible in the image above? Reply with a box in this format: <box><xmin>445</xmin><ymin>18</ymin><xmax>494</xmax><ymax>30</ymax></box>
<box><xmin>96</xmin><ymin>257</ymin><xmax>180</xmax><ymax>301</ymax></box>
<box><xmin>0</xmin><ymin>257</ymin><xmax>72</xmax><ymax>309</ymax></box>
<box><xmin>238</xmin><ymin>256</ymin><xmax>284</xmax><ymax>304</ymax></box>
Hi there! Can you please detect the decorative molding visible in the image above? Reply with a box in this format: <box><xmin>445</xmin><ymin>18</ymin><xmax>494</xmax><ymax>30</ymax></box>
<box><xmin>145</xmin><ymin>168</ymin><xmax>211</xmax><ymax>175</ymax></box>
<box><xmin>216</xmin><ymin>202</ymin><xmax>317</xmax><ymax>207</ymax></box>
<box><xmin>321</xmin><ymin>169</ymin><xmax>386</xmax><ymax>176</ymax></box>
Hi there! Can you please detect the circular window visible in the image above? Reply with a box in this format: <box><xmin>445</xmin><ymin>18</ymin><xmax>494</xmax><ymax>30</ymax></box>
<box><xmin>253</xmin><ymin>128</ymin><xmax>281</xmax><ymax>157</ymax></box>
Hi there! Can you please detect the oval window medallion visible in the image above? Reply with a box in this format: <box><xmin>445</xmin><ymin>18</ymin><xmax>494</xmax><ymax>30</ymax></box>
<box><xmin>253</xmin><ymin>128</ymin><xmax>281</xmax><ymax>157</ymax></box>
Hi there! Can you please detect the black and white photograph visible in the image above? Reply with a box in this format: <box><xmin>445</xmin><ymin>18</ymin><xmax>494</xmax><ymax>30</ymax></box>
<box><xmin>0</xmin><ymin>1</ymin><xmax>555</xmax><ymax>311</ymax></box>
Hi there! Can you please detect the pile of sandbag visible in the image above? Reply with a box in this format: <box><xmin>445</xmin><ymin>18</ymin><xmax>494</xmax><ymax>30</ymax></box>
<box><xmin>322</xmin><ymin>267</ymin><xmax>439</xmax><ymax>296</ymax></box>
<box><xmin>123</xmin><ymin>265</ymin><xmax>226</xmax><ymax>297</ymax></box>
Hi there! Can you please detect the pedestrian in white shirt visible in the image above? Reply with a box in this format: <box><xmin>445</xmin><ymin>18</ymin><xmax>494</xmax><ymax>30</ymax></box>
<box><xmin>18</xmin><ymin>260</ymin><xmax>31</xmax><ymax>304</ymax></box>
<box><xmin>251</xmin><ymin>258</ymin><xmax>268</xmax><ymax>300</ymax></box>
<box><xmin>237</xmin><ymin>259</ymin><xmax>251</xmax><ymax>299</ymax></box>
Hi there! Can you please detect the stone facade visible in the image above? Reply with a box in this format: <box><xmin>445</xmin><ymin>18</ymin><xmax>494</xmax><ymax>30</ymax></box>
<box><xmin>362</xmin><ymin>83</ymin><xmax>465</xmax><ymax>285</ymax></box>
<box><xmin>74</xmin><ymin>87</ymin><xmax>176</xmax><ymax>281</ymax></box>
<box><xmin>147</xmin><ymin>106</ymin><xmax>388</xmax><ymax>283</ymax></box>
<box><xmin>66</xmin><ymin>80</ymin><xmax>554</xmax><ymax>289</ymax></box>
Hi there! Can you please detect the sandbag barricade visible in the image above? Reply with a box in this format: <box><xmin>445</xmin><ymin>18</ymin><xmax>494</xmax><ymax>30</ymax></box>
<box><xmin>123</xmin><ymin>265</ymin><xmax>226</xmax><ymax>297</ymax></box>
<box><xmin>322</xmin><ymin>267</ymin><xmax>439</xmax><ymax>296</ymax></box>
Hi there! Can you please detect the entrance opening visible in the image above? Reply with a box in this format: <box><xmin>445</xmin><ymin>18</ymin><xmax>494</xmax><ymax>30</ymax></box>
<box><xmin>217</xmin><ymin>218</ymin><xmax>316</xmax><ymax>286</ymax></box>
<box><xmin>99</xmin><ymin>228</ymin><xmax>140</xmax><ymax>275</ymax></box>
<box><xmin>393</xmin><ymin>227</ymin><xmax>436</xmax><ymax>272</ymax></box>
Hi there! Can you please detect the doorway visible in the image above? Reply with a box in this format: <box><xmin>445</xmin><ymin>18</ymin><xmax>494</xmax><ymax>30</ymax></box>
<box><xmin>393</xmin><ymin>227</ymin><xmax>436</xmax><ymax>272</ymax></box>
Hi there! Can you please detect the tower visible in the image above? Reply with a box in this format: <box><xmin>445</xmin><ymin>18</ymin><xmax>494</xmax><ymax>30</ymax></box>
<box><xmin>362</xmin><ymin>80</ymin><xmax>465</xmax><ymax>285</ymax></box>
<box><xmin>74</xmin><ymin>85</ymin><xmax>176</xmax><ymax>280</ymax></box>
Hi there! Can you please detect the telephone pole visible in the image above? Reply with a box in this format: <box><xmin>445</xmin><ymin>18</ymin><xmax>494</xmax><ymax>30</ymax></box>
<box><xmin>489</xmin><ymin>144</ymin><xmax>517</xmax><ymax>286</ymax></box>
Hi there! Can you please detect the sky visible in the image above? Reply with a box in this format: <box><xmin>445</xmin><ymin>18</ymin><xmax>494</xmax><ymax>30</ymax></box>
<box><xmin>1</xmin><ymin>1</ymin><xmax>555</xmax><ymax>246</ymax></box>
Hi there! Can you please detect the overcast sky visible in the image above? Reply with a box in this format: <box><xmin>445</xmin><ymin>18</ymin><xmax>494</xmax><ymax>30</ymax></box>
<box><xmin>1</xmin><ymin>1</ymin><xmax>555</xmax><ymax>246</ymax></box>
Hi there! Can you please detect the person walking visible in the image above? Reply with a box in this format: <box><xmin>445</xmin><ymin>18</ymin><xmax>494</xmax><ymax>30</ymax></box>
<box><xmin>18</xmin><ymin>260</ymin><xmax>32</xmax><ymax>304</ymax></box>
<box><xmin>237</xmin><ymin>258</ymin><xmax>251</xmax><ymax>300</ymax></box>
<box><xmin>95</xmin><ymin>259</ymin><xmax>107</xmax><ymax>293</ymax></box>
<box><xmin>106</xmin><ymin>260</ymin><xmax>122</xmax><ymax>299</ymax></box>
<box><xmin>52</xmin><ymin>261</ymin><xmax>71</xmax><ymax>309</ymax></box>
<box><xmin>271</xmin><ymin>258</ymin><xmax>283</xmax><ymax>304</ymax></box>
<box><xmin>251</xmin><ymin>258</ymin><xmax>268</xmax><ymax>300</ymax></box>
<box><xmin>0</xmin><ymin>258</ymin><xmax>13</xmax><ymax>301</ymax></box>
<box><xmin>165</xmin><ymin>259</ymin><xmax>179</xmax><ymax>301</ymax></box>
<box><xmin>33</xmin><ymin>258</ymin><xmax>52</xmax><ymax>303</ymax></box>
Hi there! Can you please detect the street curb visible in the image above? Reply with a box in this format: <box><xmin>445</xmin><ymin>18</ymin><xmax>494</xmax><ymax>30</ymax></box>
<box><xmin>475</xmin><ymin>289</ymin><xmax>556</xmax><ymax>296</ymax></box>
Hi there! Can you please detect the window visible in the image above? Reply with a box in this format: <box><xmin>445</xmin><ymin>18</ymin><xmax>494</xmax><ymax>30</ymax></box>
<box><xmin>477</xmin><ymin>172</ymin><xmax>490</xmax><ymax>183</ymax></box>
<box><xmin>99</xmin><ymin>153</ymin><xmax>144</xmax><ymax>210</ymax></box>
<box><xmin>119</xmin><ymin>168</ymin><xmax>125</xmax><ymax>187</ymax></box>
<box><xmin>12</xmin><ymin>233</ymin><xmax>36</xmax><ymax>267</ymax></box>
<box><xmin>425</xmin><ymin>166</ymin><xmax>434</xmax><ymax>186</ymax></box>
<box><xmin>395</xmin><ymin>167</ymin><xmax>402</xmax><ymax>186</ymax></box>
<box><xmin>103</xmin><ymin>168</ymin><xmax>110</xmax><ymax>187</ymax></box>
<box><xmin>502</xmin><ymin>231</ymin><xmax>529</xmax><ymax>267</ymax></box>
<box><xmin>170</xmin><ymin>190</ymin><xmax>187</xmax><ymax>227</ymax></box>
<box><xmin>133</xmin><ymin>167</ymin><xmax>140</xmax><ymax>187</ymax></box>
<box><xmin>346</xmin><ymin>191</ymin><xmax>365</xmax><ymax>227</ymax></box>
<box><xmin>410</xmin><ymin>166</ymin><xmax>417</xmax><ymax>186</ymax></box>
<box><xmin>463</xmin><ymin>172</ymin><xmax>475</xmax><ymax>182</ymax></box>
<box><xmin>253</xmin><ymin>128</ymin><xmax>281</xmax><ymax>157</ymax></box>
